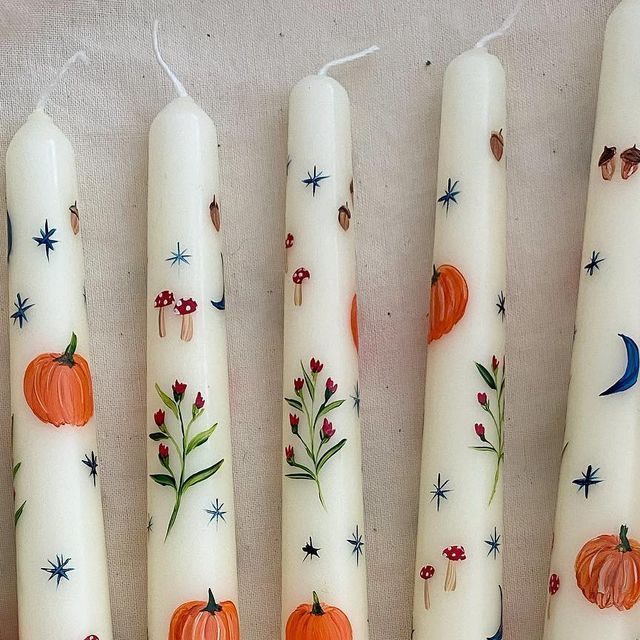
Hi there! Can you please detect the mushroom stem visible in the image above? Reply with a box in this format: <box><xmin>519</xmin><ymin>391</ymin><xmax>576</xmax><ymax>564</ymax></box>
<box><xmin>424</xmin><ymin>580</ymin><xmax>430</xmax><ymax>610</ymax></box>
<box><xmin>158</xmin><ymin>308</ymin><xmax>166</xmax><ymax>338</ymax></box>
<box><xmin>444</xmin><ymin>560</ymin><xmax>456</xmax><ymax>592</ymax></box>
<box><xmin>294</xmin><ymin>283</ymin><xmax>302</xmax><ymax>306</ymax></box>
<box><xmin>180</xmin><ymin>314</ymin><xmax>193</xmax><ymax>341</ymax></box>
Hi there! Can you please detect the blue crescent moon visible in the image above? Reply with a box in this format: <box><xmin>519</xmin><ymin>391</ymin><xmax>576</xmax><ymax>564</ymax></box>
<box><xmin>487</xmin><ymin>585</ymin><xmax>503</xmax><ymax>640</ymax></box>
<box><xmin>210</xmin><ymin>253</ymin><xmax>225</xmax><ymax>311</ymax></box>
<box><xmin>600</xmin><ymin>333</ymin><xmax>639</xmax><ymax>396</ymax></box>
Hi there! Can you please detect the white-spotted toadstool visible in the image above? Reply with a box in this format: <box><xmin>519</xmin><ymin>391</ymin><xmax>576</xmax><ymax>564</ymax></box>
<box><xmin>285</xmin><ymin>233</ymin><xmax>294</xmax><ymax>272</ymax></box>
<box><xmin>598</xmin><ymin>146</ymin><xmax>617</xmax><ymax>181</ymax></box>
<box><xmin>209</xmin><ymin>195</ymin><xmax>220</xmax><ymax>231</ymax></box>
<box><xmin>621</xmin><ymin>145</ymin><xmax>640</xmax><ymax>180</ymax></box>
<box><xmin>154</xmin><ymin>290</ymin><xmax>175</xmax><ymax>338</ymax></box>
<box><xmin>420</xmin><ymin>565</ymin><xmax>435</xmax><ymax>610</ymax></box>
<box><xmin>292</xmin><ymin>267</ymin><xmax>310</xmax><ymax>307</ymax></box>
<box><xmin>174</xmin><ymin>297</ymin><xmax>198</xmax><ymax>341</ymax></box>
<box><xmin>69</xmin><ymin>202</ymin><xmax>80</xmax><ymax>235</ymax></box>
<box><xmin>442</xmin><ymin>545</ymin><xmax>466</xmax><ymax>592</ymax></box>
<box><xmin>547</xmin><ymin>573</ymin><xmax>560</xmax><ymax>619</ymax></box>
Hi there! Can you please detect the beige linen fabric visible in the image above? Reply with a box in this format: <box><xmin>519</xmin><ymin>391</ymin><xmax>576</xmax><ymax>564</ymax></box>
<box><xmin>0</xmin><ymin>0</ymin><xmax>615</xmax><ymax>638</ymax></box>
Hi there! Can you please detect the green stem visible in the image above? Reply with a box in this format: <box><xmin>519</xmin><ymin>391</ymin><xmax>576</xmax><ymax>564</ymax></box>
<box><xmin>202</xmin><ymin>589</ymin><xmax>223</xmax><ymax>615</ymax></box>
<box><xmin>619</xmin><ymin>525</ymin><xmax>632</xmax><ymax>552</ymax></box>
<box><xmin>315</xmin><ymin>478</ymin><xmax>326</xmax><ymax>509</ymax></box>
<box><xmin>295</xmin><ymin>432</ymin><xmax>313</xmax><ymax>461</ymax></box>
<box><xmin>54</xmin><ymin>332</ymin><xmax>78</xmax><ymax>367</ymax></box>
<box><xmin>300</xmin><ymin>394</ymin><xmax>315</xmax><ymax>460</ymax></box>
<box><xmin>311</xmin><ymin>591</ymin><xmax>325</xmax><ymax>616</ymax></box>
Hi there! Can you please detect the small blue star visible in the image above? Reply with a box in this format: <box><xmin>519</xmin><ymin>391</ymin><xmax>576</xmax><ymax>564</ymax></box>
<box><xmin>430</xmin><ymin>473</ymin><xmax>452</xmax><ymax>511</ymax></box>
<box><xmin>41</xmin><ymin>554</ymin><xmax>75</xmax><ymax>587</ymax></box>
<box><xmin>572</xmin><ymin>464</ymin><xmax>602</xmax><ymax>499</ymax></box>
<box><xmin>205</xmin><ymin>498</ymin><xmax>227</xmax><ymax>526</ymax></box>
<box><xmin>11</xmin><ymin>293</ymin><xmax>34</xmax><ymax>328</ymax></box>
<box><xmin>33</xmin><ymin>219</ymin><xmax>58</xmax><ymax>260</ymax></box>
<box><xmin>496</xmin><ymin>290</ymin><xmax>506</xmax><ymax>320</ymax></box>
<box><xmin>302</xmin><ymin>165</ymin><xmax>330</xmax><ymax>196</ymax></box>
<box><xmin>166</xmin><ymin>242</ymin><xmax>192</xmax><ymax>267</ymax></box>
<box><xmin>82</xmin><ymin>451</ymin><xmax>98</xmax><ymax>486</ymax></box>
<box><xmin>485</xmin><ymin>526</ymin><xmax>501</xmax><ymax>559</ymax></box>
<box><xmin>437</xmin><ymin>178</ymin><xmax>460</xmax><ymax>212</ymax></box>
<box><xmin>351</xmin><ymin>382</ymin><xmax>361</xmax><ymax>417</ymax></box>
<box><xmin>347</xmin><ymin>525</ymin><xmax>364</xmax><ymax>565</ymax></box>
<box><xmin>584</xmin><ymin>251</ymin><xmax>605</xmax><ymax>276</ymax></box>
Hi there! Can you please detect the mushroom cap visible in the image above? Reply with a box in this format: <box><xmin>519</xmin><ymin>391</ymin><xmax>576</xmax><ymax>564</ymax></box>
<box><xmin>548</xmin><ymin>573</ymin><xmax>560</xmax><ymax>594</ymax></box>
<box><xmin>598</xmin><ymin>145</ymin><xmax>617</xmax><ymax>166</ymax></box>
<box><xmin>442</xmin><ymin>545</ymin><xmax>466</xmax><ymax>561</ymax></box>
<box><xmin>154</xmin><ymin>290</ymin><xmax>175</xmax><ymax>308</ymax></box>
<box><xmin>420</xmin><ymin>565</ymin><xmax>435</xmax><ymax>580</ymax></box>
<box><xmin>292</xmin><ymin>267</ymin><xmax>310</xmax><ymax>284</ymax></box>
<box><xmin>621</xmin><ymin>145</ymin><xmax>640</xmax><ymax>163</ymax></box>
<box><xmin>174</xmin><ymin>297</ymin><xmax>198</xmax><ymax>315</ymax></box>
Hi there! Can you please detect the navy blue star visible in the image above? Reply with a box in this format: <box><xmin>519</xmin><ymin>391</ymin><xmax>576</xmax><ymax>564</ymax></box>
<box><xmin>347</xmin><ymin>525</ymin><xmax>364</xmax><ymax>565</ymax></box>
<box><xmin>147</xmin><ymin>515</ymin><xmax>153</xmax><ymax>533</ymax></box>
<box><xmin>166</xmin><ymin>241</ymin><xmax>192</xmax><ymax>267</ymax></box>
<box><xmin>211</xmin><ymin>253</ymin><xmax>225</xmax><ymax>310</ymax></box>
<box><xmin>33</xmin><ymin>219</ymin><xmax>58</xmax><ymax>261</ymax></box>
<box><xmin>205</xmin><ymin>498</ymin><xmax>227</xmax><ymax>526</ymax></box>
<box><xmin>430</xmin><ymin>473</ymin><xmax>452</xmax><ymax>511</ymax></box>
<box><xmin>82</xmin><ymin>451</ymin><xmax>98</xmax><ymax>486</ymax></box>
<box><xmin>351</xmin><ymin>382</ymin><xmax>361</xmax><ymax>417</ymax></box>
<box><xmin>584</xmin><ymin>251</ymin><xmax>604</xmax><ymax>276</ymax></box>
<box><xmin>302</xmin><ymin>165</ymin><xmax>330</xmax><ymax>196</ymax></box>
<box><xmin>302</xmin><ymin>536</ymin><xmax>320</xmax><ymax>561</ymax></box>
<box><xmin>286</xmin><ymin>155</ymin><xmax>292</xmax><ymax>176</ymax></box>
<box><xmin>485</xmin><ymin>526</ymin><xmax>501</xmax><ymax>559</ymax></box>
<box><xmin>572</xmin><ymin>464</ymin><xmax>602</xmax><ymax>499</ymax></box>
<box><xmin>41</xmin><ymin>554</ymin><xmax>75</xmax><ymax>587</ymax></box>
<box><xmin>11</xmin><ymin>293</ymin><xmax>34</xmax><ymax>328</ymax></box>
<box><xmin>496</xmin><ymin>291</ymin><xmax>506</xmax><ymax>320</ymax></box>
<box><xmin>437</xmin><ymin>178</ymin><xmax>460</xmax><ymax>212</ymax></box>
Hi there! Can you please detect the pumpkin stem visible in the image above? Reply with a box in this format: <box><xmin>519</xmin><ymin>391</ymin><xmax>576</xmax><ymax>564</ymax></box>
<box><xmin>619</xmin><ymin>524</ymin><xmax>632</xmax><ymax>552</ymax></box>
<box><xmin>311</xmin><ymin>591</ymin><xmax>325</xmax><ymax>616</ymax></box>
<box><xmin>54</xmin><ymin>332</ymin><xmax>78</xmax><ymax>367</ymax></box>
<box><xmin>431</xmin><ymin>265</ymin><xmax>440</xmax><ymax>286</ymax></box>
<box><xmin>202</xmin><ymin>588</ymin><xmax>223</xmax><ymax>615</ymax></box>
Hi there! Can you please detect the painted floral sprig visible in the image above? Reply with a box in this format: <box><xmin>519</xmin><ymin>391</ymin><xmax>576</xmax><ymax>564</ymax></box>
<box><xmin>284</xmin><ymin>358</ymin><xmax>346</xmax><ymax>508</ymax></box>
<box><xmin>149</xmin><ymin>381</ymin><xmax>223</xmax><ymax>539</ymax></box>
<box><xmin>471</xmin><ymin>355</ymin><xmax>505</xmax><ymax>506</ymax></box>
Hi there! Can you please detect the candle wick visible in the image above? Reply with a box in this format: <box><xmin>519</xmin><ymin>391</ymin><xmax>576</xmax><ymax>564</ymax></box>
<box><xmin>317</xmin><ymin>45</ymin><xmax>380</xmax><ymax>76</ymax></box>
<box><xmin>152</xmin><ymin>19</ymin><xmax>189</xmax><ymax>98</ymax></box>
<box><xmin>474</xmin><ymin>0</ymin><xmax>525</xmax><ymax>49</ymax></box>
<box><xmin>35</xmin><ymin>51</ymin><xmax>89</xmax><ymax>113</ymax></box>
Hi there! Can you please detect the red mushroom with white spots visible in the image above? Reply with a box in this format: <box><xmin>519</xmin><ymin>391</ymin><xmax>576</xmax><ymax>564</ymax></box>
<box><xmin>285</xmin><ymin>233</ymin><xmax>294</xmax><ymax>272</ymax></box>
<box><xmin>292</xmin><ymin>267</ymin><xmax>310</xmax><ymax>306</ymax></box>
<box><xmin>154</xmin><ymin>290</ymin><xmax>175</xmax><ymax>338</ymax></box>
<box><xmin>547</xmin><ymin>573</ymin><xmax>560</xmax><ymax>619</ymax></box>
<box><xmin>84</xmin><ymin>636</ymin><xmax>99</xmax><ymax>640</ymax></box>
<box><xmin>442</xmin><ymin>545</ymin><xmax>466</xmax><ymax>591</ymax></box>
<box><xmin>174</xmin><ymin>297</ymin><xmax>198</xmax><ymax>341</ymax></box>
<box><xmin>419</xmin><ymin>565</ymin><xmax>435</xmax><ymax>609</ymax></box>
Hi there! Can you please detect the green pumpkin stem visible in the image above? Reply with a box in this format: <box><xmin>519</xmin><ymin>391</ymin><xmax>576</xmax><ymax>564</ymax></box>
<box><xmin>54</xmin><ymin>332</ymin><xmax>78</xmax><ymax>367</ymax></box>
<box><xmin>619</xmin><ymin>524</ymin><xmax>632</xmax><ymax>553</ymax></box>
<box><xmin>311</xmin><ymin>591</ymin><xmax>325</xmax><ymax>616</ymax></box>
<box><xmin>202</xmin><ymin>588</ymin><xmax>223</xmax><ymax>615</ymax></box>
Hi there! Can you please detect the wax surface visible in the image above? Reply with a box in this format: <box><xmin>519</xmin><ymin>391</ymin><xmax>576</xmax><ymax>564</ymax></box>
<box><xmin>6</xmin><ymin>110</ymin><xmax>113</xmax><ymax>639</ymax></box>
<box><xmin>544</xmin><ymin>1</ymin><xmax>640</xmax><ymax>636</ymax></box>
<box><xmin>146</xmin><ymin>96</ymin><xmax>240</xmax><ymax>639</ymax></box>
<box><xmin>412</xmin><ymin>47</ymin><xmax>506</xmax><ymax>639</ymax></box>
<box><xmin>281</xmin><ymin>74</ymin><xmax>368</xmax><ymax>640</ymax></box>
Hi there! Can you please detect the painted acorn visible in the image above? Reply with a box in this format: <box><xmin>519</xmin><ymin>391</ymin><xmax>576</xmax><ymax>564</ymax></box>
<box><xmin>490</xmin><ymin>129</ymin><xmax>504</xmax><ymax>161</ymax></box>
<box><xmin>338</xmin><ymin>202</ymin><xmax>351</xmax><ymax>230</ymax></box>
<box><xmin>69</xmin><ymin>201</ymin><xmax>80</xmax><ymax>234</ymax></box>
<box><xmin>598</xmin><ymin>146</ymin><xmax>617</xmax><ymax>181</ymax></box>
<box><xmin>209</xmin><ymin>195</ymin><xmax>221</xmax><ymax>231</ymax></box>
<box><xmin>621</xmin><ymin>145</ymin><xmax>640</xmax><ymax>180</ymax></box>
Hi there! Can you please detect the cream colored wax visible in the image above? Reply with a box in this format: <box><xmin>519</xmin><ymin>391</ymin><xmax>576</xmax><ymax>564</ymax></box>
<box><xmin>413</xmin><ymin>46</ymin><xmax>507</xmax><ymax>639</ymax></box>
<box><xmin>544</xmin><ymin>1</ymin><xmax>640</xmax><ymax>637</ymax></box>
<box><xmin>146</xmin><ymin>28</ymin><xmax>240</xmax><ymax>639</ymax></box>
<box><xmin>6</xmin><ymin>108</ymin><xmax>113</xmax><ymax>638</ymax></box>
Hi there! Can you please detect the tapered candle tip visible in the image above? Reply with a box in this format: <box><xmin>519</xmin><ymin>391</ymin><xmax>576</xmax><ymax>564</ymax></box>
<box><xmin>474</xmin><ymin>0</ymin><xmax>524</xmax><ymax>49</ymax></box>
<box><xmin>318</xmin><ymin>45</ymin><xmax>380</xmax><ymax>76</ymax></box>
<box><xmin>152</xmin><ymin>19</ymin><xmax>189</xmax><ymax>98</ymax></box>
<box><xmin>35</xmin><ymin>50</ymin><xmax>89</xmax><ymax>112</ymax></box>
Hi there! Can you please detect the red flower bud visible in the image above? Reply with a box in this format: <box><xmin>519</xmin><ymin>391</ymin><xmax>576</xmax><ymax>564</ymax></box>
<box><xmin>475</xmin><ymin>423</ymin><xmax>486</xmax><ymax>441</ymax></box>
<box><xmin>492</xmin><ymin>355</ymin><xmax>500</xmax><ymax>370</ymax></box>
<box><xmin>285</xmin><ymin>445</ymin><xmax>295</xmax><ymax>463</ymax></box>
<box><xmin>289</xmin><ymin>414</ymin><xmax>299</xmax><ymax>427</ymax></box>
<box><xmin>326</xmin><ymin>378</ymin><xmax>338</xmax><ymax>394</ymax></box>
<box><xmin>154</xmin><ymin>410</ymin><xmax>165</xmax><ymax>426</ymax></box>
<box><xmin>321</xmin><ymin>418</ymin><xmax>335</xmax><ymax>440</ymax></box>
<box><xmin>159</xmin><ymin>443</ymin><xmax>169</xmax><ymax>460</ymax></box>
<box><xmin>477</xmin><ymin>392</ymin><xmax>488</xmax><ymax>406</ymax></box>
<box><xmin>194</xmin><ymin>392</ymin><xmax>205</xmax><ymax>409</ymax></box>
<box><xmin>294</xmin><ymin>378</ymin><xmax>304</xmax><ymax>392</ymax></box>
<box><xmin>310</xmin><ymin>358</ymin><xmax>324</xmax><ymax>373</ymax></box>
<box><xmin>172</xmin><ymin>380</ymin><xmax>187</xmax><ymax>401</ymax></box>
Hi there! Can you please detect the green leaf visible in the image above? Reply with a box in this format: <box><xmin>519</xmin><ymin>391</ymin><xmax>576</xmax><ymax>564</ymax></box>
<box><xmin>182</xmin><ymin>459</ymin><xmax>224</xmax><ymax>492</ymax></box>
<box><xmin>14</xmin><ymin>501</ymin><xmax>26</xmax><ymax>525</ymax></box>
<box><xmin>317</xmin><ymin>399</ymin><xmax>346</xmax><ymax>421</ymax></box>
<box><xmin>301</xmin><ymin>362</ymin><xmax>315</xmax><ymax>399</ymax></box>
<box><xmin>149</xmin><ymin>432</ymin><xmax>169</xmax><ymax>441</ymax></box>
<box><xmin>150</xmin><ymin>473</ymin><xmax>176</xmax><ymax>489</ymax></box>
<box><xmin>186</xmin><ymin>423</ymin><xmax>218</xmax><ymax>455</ymax></box>
<box><xmin>285</xmin><ymin>473</ymin><xmax>315</xmax><ymax>480</ymax></box>
<box><xmin>12</xmin><ymin>462</ymin><xmax>21</xmax><ymax>479</ymax></box>
<box><xmin>316</xmin><ymin>438</ymin><xmax>347</xmax><ymax>472</ymax></box>
<box><xmin>155</xmin><ymin>383</ymin><xmax>179</xmax><ymax>418</ymax></box>
<box><xmin>287</xmin><ymin>460</ymin><xmax>315</xmax><ymax>475</ymax></box>
<box><xmin>475</xmin><ymin>363</ymin><xmax>497</xmax><ymax>390</ymax></box>
<box><xmin>471</xmin><ymin>445</ymin><xmax>497</xmax><ymax>452</ymax></box>
<box><xmin>285</xmin><ymin>397</ymin><xmax>303</xmax><ymax>411</ymax></box>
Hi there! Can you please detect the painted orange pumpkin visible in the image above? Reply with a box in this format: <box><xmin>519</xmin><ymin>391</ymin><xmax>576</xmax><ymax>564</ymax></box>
<box><xmin>169</xmin><ymin>589</ymin><xmax>240</xmax><ymax>640</ymax></box>
<box><xmin>575</xmin><ymin>524</ymin><xmax>640</xmax><ymax>611</ymax></box>
<box><xmin>350</xmin><ymin>294</ymin><xmax>359</xmax><ymax>352</ymax></box>
<box><xmin>428</xmin><ymin>264</ymin><xmax>468</xmax><ymax>343</ymax></box>
<box><xmin>23</xmin><ymin>332</ymin><xmax>94</xmax><ymax>427</ymax></box>
<box><xmin>286</xmin><ymin>591</ymin><xmax>352</xmax><ymax>640</ymax></box>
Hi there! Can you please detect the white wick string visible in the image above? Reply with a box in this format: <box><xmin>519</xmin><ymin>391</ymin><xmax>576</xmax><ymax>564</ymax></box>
<box><xmin>152</xmin><ymin>19</ymin><xmax>188</xmax><ymax>97</ymax></box>
<box><xmin>35</xmin><ymin>51</ymin><xmax>89</xmax><ymax>112</ymax></box>
<box><xmin>318</xmin><ymin>45</ymin><xmax>380</xmax><ymax>76</ymax></box>
<box><xmin>475</xmin><ymin>0</ymin><xmax>525</xmax><ymax>48</ymax></box>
